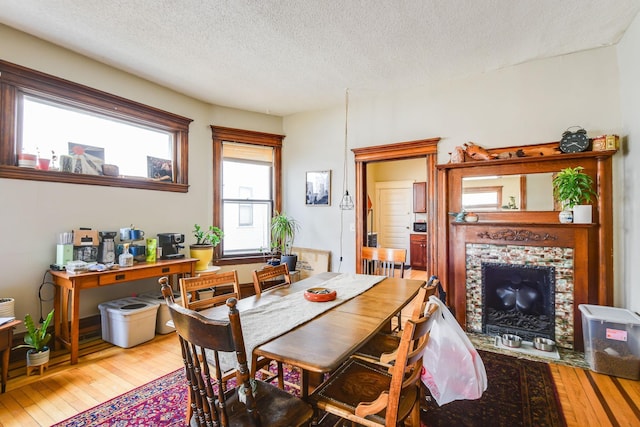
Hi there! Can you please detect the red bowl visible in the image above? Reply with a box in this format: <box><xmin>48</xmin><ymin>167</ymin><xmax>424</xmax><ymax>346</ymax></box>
<box><xmin>304</xmin><ymin>287</ymin><xmax>337</xmax><ymax>302</ymax></box>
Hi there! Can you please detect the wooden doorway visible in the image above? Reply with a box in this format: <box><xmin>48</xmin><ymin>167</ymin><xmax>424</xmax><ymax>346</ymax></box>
<box><xmin>353</xmin><ymin>138</ymin><xmax>439</xmax><ymax>274</ymax></box>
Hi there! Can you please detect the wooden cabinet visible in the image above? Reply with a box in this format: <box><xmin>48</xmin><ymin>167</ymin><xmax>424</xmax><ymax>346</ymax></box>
<box><xmin>410</xmin><ymin>234</ymin><xmax>427</xmax><ymax>270</ymax></box>
<box><xmin>413</xmin><ymin>182</ymin><xmax>426</xmax><ymax>213</ymax></box>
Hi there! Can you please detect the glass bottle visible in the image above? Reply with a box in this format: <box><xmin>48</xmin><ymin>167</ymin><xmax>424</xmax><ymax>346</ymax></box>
<box><xmin>118</xmin><ymin>243</ymin><xmax>134</xmax><ymax>267</ymax></box>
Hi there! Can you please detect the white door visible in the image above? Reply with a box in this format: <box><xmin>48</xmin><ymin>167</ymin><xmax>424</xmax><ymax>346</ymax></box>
<box><xmin>375</xmin><ymin>181</ymin><xmax>412</xmax><ymax>258</ymax></box>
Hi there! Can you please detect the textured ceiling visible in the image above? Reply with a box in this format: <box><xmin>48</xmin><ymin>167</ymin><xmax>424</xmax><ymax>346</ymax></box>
<box><xmin>1</xmin><ymin>0</ymin><xmax>639</xmax><ymax>116</ymax></box>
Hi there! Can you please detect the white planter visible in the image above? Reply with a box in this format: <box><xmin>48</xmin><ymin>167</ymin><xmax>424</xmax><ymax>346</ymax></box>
<box><xmin>0</xmin><ymin>298</ymin><xmax>15</xmax><ymax>318</ymax></box>
<box><xmin>27</xmin><ymin>348</ymin><xmax>50</xmax><ymax>367</ymax></box>
<box><xmin>573</xmin><ymin>205</ymin><xmax>592</xmax><ymax>224</ymax></box>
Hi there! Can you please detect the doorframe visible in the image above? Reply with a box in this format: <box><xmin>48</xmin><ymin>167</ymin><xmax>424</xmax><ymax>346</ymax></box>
<box><xmin>353</xmin><ymin>138</ymin><xmax>440</xmax><ymax>273</ymax></box>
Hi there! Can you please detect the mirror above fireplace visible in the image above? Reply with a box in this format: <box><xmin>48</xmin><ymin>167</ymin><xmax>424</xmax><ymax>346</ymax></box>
<box><xmin>462</xmin><ymin>172</ymin><xmax>555</xmax><ymax>211</ymax></box>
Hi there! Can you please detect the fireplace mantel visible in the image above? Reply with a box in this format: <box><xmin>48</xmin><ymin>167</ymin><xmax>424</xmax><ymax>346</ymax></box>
<box><xmin>435</xmin><ymin>142</ymin><xmax>616</xmax><ymax>351</ymax></box>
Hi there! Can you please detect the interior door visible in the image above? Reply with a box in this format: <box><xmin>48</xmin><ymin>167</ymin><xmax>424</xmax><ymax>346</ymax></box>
<box><xmin>375</xmin><ymin>181</ymin><xmax>412</xmax><ymax>256</ymax></box>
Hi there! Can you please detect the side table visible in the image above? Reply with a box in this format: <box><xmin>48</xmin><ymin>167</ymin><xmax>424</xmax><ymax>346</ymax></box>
<box><xmin>0</xmin><ymin>319</ymin><xmax>20</xmax><ymax>393</ymax></box>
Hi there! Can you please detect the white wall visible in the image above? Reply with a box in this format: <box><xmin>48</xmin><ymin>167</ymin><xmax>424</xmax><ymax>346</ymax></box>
<box><xmin>284</xmin><ymin>46</ymin><xmax>628</xmax><ymax>307</ymax></box>
<box><xmin>617</xmin><ymin>12</ymin><xmax>640</xmax><ymax>313</ymax></box>
<box><xmin>0</xmin><ymin>25</ymin><xmax>282</xmax><ymax>328</ymax></box>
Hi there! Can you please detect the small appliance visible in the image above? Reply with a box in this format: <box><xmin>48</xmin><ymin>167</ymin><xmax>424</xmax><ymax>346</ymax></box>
<box><xmin>98</xmin><ymin>231</ymin><xmax>117</xmax><ymax>263</ymax></box>
<box><xmin>413</xmin><ymin>222</ymin><xmax>427</xmax><ymax>232</ymax></box>
<box><xmin>157</xmin><ymin>233</ymin><xmax>185</xmax><ymax>259</ymax></box>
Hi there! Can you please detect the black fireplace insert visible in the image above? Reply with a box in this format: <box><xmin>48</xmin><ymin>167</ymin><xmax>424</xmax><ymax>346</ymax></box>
<box><xmin>481</xmin><ymin>262</ymin><xmax>556</xmax><ymax>342</ymax></box>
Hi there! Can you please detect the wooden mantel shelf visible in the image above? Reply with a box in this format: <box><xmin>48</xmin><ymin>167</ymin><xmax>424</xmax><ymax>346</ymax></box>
<box><xmin>450</xmin><ymin>221</ymin><xmax>596</xmax><ymax>227</ymax></box>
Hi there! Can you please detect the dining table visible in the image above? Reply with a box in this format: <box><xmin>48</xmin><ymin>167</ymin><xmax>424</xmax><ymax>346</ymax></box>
<box><xmin>199</xmin><ymin>271</ymin><xmax>425</xmax><ymax>398</ymax></box>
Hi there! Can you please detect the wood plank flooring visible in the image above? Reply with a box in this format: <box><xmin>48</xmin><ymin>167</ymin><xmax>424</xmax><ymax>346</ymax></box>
<box><xmin>0</xmin><ymin>269</ymin><xmax>638</xmax><ymax>426</ymax></box>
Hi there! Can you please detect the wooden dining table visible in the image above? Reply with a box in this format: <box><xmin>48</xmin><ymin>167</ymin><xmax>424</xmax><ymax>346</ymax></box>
<box><xmin>200</xmin><ymin>271</ymin><xmax>425</xmax><ymax>398</ymax></box>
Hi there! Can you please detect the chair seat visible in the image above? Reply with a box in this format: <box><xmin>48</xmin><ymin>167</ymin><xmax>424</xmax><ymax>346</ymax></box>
<box><xmin>220</xmin><ymin>380</ymin><xmax>312</xmax><ymax>427</ymax></box>
<box><xmin>353</xmin><ymin>332</ymin><xmax>401</xmax><ymax>363</ymax></box>
<box><xmin>310</xmin><ymin>358</ymin><xmax>418</xmax><ymax>426</ymax></box>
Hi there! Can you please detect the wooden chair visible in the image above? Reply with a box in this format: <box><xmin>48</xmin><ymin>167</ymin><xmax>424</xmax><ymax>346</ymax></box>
<box><xmin>177</xmin><ymin>271</ymin><xmax>241</xmax><ymax>424</ymax></box>
<box><xmin>361</xmin><ymin>246</ymin><xmax>407</xmax><ymax>331</ymax></box>
<box><xmin>353</xmin><ymin>275</ymin><xmax>440</xmax><ymax>366</ymax></box>
<box><xmin>252</xmin><ymin>263</ymin><xmax>292</xmax><ymax>297</ymax></box>
<box><xmin>159</xmin><ymin>278</ymin><xmax>313</xmax><ymax>427</ymax></box>
<box><xmin>179</xmin><ymin>270</ymin><xmax>241</xmax><ymax>311</ymax></box>
<box><xmin>309</xmin><ymin>299</ymin><xmax>439</xmax><ymax>427</ymax></box>
<box><xmin>250</xmin><ymin>264</ymin><xmax>292</xmax><ymax>388</ymax></box>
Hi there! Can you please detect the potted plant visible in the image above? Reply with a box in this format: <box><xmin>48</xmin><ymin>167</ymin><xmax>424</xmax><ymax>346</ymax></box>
<box><xmin>552</xmin><ymin>166</ymin><xmax>597</xmax><ymax>223</ymax></box>
<box><xmin>270</xmin><ymin>211</ymin><xmax>300</xmax><ymax>272</ymax></box>
<box><xmin>190</xmin><ymin>224</ymin><xmax>224</xmax><ymax>271</ymax></box>
<box><xmin>14</xmin><ymin>309</ymin><xmax>54</xmax><ymax>374</ymax></box>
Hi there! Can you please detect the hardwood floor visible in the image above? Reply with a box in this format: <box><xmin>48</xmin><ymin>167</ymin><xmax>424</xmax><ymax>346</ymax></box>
<box><xmin>0</xmin><ymin>269</ymin><xmax>638</xmax><ymax>426</ymax></box>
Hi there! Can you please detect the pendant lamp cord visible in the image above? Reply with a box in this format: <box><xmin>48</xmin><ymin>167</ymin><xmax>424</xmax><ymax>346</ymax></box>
<box><xmin>343</xmin><ymin>88</ymin><xmax>349</xmax><ymax>194</ymax></box>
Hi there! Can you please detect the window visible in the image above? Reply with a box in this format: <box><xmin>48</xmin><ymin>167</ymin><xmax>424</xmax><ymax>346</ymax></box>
<box><xmin>462</xmin><ymin>186</ymin><xmax>503</xmax><ymax>210</ymax></box>
<box><xmin>211</xmin><ymin>126</ymin><xmax>284</xmax><ymax>263</ymax></box>
<box><xmin>0</xmin><ymin>60</ymin><xmax>192</xmax><ymax>191</ymax></box>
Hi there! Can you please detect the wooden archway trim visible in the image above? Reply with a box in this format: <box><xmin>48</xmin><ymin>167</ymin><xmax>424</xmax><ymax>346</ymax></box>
<box><xmin>352</xmin><ymin>138</ymin><xmax>440</xmax><ymax>274</ymax></box>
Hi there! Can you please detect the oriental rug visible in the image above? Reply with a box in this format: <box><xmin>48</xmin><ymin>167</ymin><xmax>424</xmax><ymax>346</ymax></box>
<box><xmin>53</xmin><ymin>350</ymin><xmax>564</xmax><ymax>427</ymax></box>
<box><xmin>421</xmin><ymin>350</ymin><xmax>566</xmax><ymax>427</ymax></box>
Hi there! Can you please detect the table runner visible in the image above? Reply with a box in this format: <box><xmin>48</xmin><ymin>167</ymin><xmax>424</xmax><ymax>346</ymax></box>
<box><xmin>210</xmin><ymin>273</ymin><xmax>383</xmax><ymax>372</ymax></box>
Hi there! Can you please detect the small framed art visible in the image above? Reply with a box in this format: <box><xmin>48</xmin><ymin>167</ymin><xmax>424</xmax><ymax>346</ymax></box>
<box><xmin>306</xmin><ymin>170</ymin><xmax>331</xmax><ymax>206</ymax></box>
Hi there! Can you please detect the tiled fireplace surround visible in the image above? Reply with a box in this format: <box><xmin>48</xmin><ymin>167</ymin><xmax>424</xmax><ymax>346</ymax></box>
<box><xmin>449</xmin><ymin>223</ymin><xmax>596</xmax><ymax>351</ymax></box>
<box><xmin>465</xmin><ymin>243</ymin><xmax>574</xmax><ymax>349</ymax></box>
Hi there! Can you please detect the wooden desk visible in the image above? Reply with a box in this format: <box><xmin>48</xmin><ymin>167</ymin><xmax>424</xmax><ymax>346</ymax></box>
<box><xmin>204</xmin><ymin>272</ymin><xmax>424</xmax><ymax>398</ymax></box>
<box><xmin>49</xmin><ymin>258</ymin><xmax>197</xmax><ymax>364</ymax></box>
<box><xmin>0</xmin><ymin>319</ymin><xmax>20</xmax><ymax>393</ymax></box>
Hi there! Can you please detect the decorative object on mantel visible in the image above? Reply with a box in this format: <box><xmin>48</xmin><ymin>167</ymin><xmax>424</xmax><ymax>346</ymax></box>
<box><xmin>449</xmin><ymin>145</ymin><xmax>466</xmax><ymax>163</ymax></box>
<box><xmin>559</xmin><ymin>126</ymin><xmax>589</xmax><ymax>153</ymax></box>
<box><xmin>465</xmin><ymin>212</ymin><xmax>479</xmax><ymax>222</ymax></box>
<box><xmin>592</xmin><ymin>134</ymin><xmax>620</xmax><ymax>151</ymax></box>
<box><xmin>449</xmin><ymin>210</ymin><xmax>467</xmax><ymax>222</ymax></box>
<box><xmin>552</xmin><ymin>166</ymin><xmax>597</xmax><ymax>224</ymax></box>
<box><xmin>463</xmin><ymin>142</ymin><xmax>498</xmax><ymax>160</ymax></box>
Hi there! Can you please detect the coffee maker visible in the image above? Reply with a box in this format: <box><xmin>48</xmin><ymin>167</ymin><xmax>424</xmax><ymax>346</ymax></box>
<box><xmin>157</xmin><ymin>233</ymin><xmax>185</xmax><ymax>259</ymax></box>
<box><xmin>98</xmin><ymin>231</ymin><xmax>117</xmax><ymax>263</ymax></box>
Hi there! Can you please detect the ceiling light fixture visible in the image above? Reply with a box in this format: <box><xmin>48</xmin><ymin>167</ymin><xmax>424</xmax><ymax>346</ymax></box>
<box><xmin>339</xmin><ymin>88</ymin><xmax>354</xmax><ymax>210</ymax></box>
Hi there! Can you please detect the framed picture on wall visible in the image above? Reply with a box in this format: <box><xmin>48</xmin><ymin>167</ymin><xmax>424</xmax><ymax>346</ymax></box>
<box><xmin>306</xmin><ymin>170</ymin><xmax>331</xmax><ymax>206</ymax></box>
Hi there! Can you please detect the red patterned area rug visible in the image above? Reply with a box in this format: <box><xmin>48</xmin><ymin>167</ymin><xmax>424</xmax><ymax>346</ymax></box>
<box><xmin>52</xmin><ymin>365</ymin><xmax>302</xmax><ymax>426</ymax></box>
<box><xmin>52</xmin><ymin>369</ymin><xmax>188</xmax><ymax>426</ymax></box>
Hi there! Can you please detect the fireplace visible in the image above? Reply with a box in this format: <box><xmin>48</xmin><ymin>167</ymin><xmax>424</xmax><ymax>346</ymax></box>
<box><xmin>481</xmin><ymin>262</ymin><xmax>555</xmax><ymax>342</ymax></box>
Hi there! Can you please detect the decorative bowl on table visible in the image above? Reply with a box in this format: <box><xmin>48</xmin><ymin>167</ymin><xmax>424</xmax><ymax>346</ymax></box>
<box><xmin>304</xmin><ymin>287</ymin><xmax>337</xmax><ymax>302</ymax></box>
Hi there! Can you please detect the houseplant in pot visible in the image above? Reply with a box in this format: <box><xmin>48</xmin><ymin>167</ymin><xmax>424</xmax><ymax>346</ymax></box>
<box><xmin>271</xmin><ymin>211</ymin><xmax>300</xmax><ymax>272</ymax></box>
<box><xmin>552</xmin><ymin>166</ymin><xmax>597</xmax><ymax>223</ymax></box>
<box><xmin>190</xmin><ymin>224</ymin><xmax>224</xmax><ymax>271</ymax></box>
<box><xmin>15</xmin><ymin>309</ymin><xmax>54</xmax><ymax>374</ymax></box>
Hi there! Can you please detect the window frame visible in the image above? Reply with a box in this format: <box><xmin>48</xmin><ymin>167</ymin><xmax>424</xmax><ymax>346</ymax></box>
<box><xmin>0</xmin><ymin>59</ymin><xmax>192</xmax><ymax>192</ymax></box>
<box><xmin>211</xmin><ymin>125</ymin><xmax>283</xmax><ymax>264</ymax></box>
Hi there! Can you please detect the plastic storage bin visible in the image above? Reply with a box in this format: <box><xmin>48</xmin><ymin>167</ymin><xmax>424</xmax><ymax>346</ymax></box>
<box><xmin>98</xmin><ymin>297</ymin><xmax>159</xmax><ymax>348</ymax></box>
<box><xmin>138</xmin><ymin>290</ymin><xmax>188</xmax><ymax>334</ymax></box>
<box><xmin>578</xmin><ymin>304</ymin><xmax>640</xmax><ymax>380</ymax></box>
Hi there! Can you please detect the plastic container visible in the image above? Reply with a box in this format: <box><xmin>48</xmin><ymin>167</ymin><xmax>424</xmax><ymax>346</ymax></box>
<box><xmin>579</xmin><ymin>304</ymin><xmax>640</xmax><ymax>379</ymax></box>
<box><xmin>138</xmin><ymin>291</ymin><xmax>189</xmax><ymax>334</ymax></box>
<box><xmin>98</xmin><ymin>297</ymin><xmax>159</xmax><ymax>348</ymax></box>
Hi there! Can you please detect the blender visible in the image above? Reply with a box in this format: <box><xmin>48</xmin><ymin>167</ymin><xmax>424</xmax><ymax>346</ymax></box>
<box><xmin>98</xmin><ymin>231</ymin><xmax>117</xmax><ymax>264</ymax></box>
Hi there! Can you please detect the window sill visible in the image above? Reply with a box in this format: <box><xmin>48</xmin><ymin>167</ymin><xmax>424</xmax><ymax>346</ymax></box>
<box><xmin>0</xmin><ymin>165</ymin><xmax>188</xmax><ymax>192</ymax></box>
